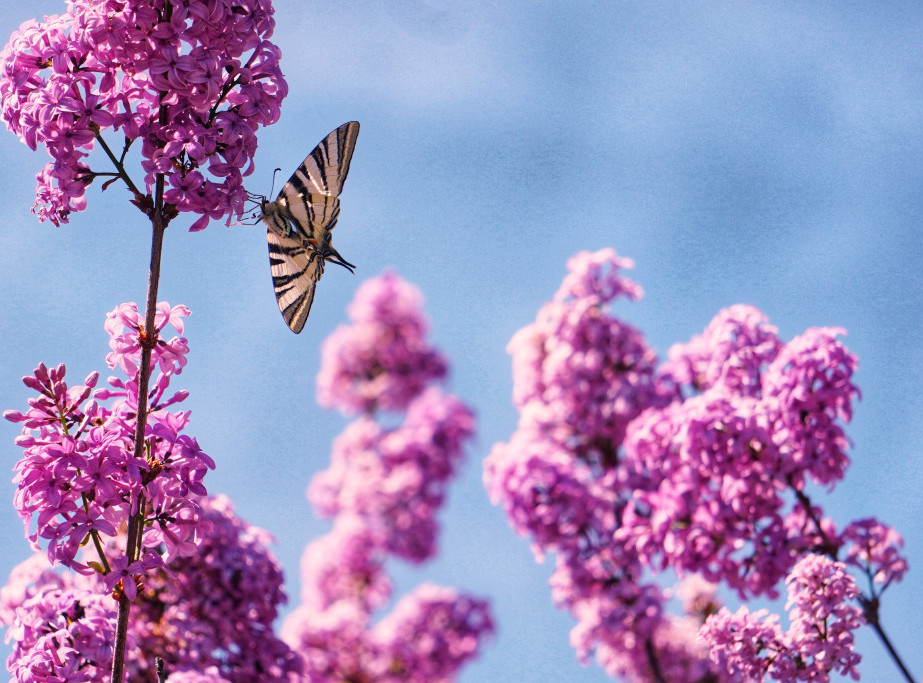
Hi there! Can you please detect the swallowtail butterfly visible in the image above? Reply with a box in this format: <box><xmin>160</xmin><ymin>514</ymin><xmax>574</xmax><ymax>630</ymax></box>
<box><xmin>258</xmin><ymin>121</ymin><xmax>360</xmax><ymax>333</ymax></box>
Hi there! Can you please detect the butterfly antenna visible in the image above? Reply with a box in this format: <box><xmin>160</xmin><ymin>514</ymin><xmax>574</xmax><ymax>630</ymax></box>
<box><xmin>269</xmin><ymin>167</ymin><xmax>282</xmax><ymax>198</ymax></box>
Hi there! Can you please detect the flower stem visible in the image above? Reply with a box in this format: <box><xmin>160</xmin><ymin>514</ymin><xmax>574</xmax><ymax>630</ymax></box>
<box><xmin>109</xmin><ymin>152</ymin><xmax>168</xmax><ymax>683</ymax></box>
<box><xmin>861</xmin><ymin>597</ymin><xmax>916</xmax><ymax>682</ymax></box>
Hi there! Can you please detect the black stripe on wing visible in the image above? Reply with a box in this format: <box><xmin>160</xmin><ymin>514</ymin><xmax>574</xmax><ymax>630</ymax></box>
<box><xmin>282</xmin><ymin>121</ymin><xmax>359</xmax><ymax>198</ymax></box>
<box><xmin>278</xmin><ymin>194</ymin><xmax>340</xmax><ymax>241</ymax></box>
<box><xmin>267</xmin><ymin>229</ymin><xmax>323</xmax><ymax>334</ymax></box>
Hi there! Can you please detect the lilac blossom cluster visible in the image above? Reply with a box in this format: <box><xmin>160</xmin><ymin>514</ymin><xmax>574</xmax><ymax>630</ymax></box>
<box><xmin>4</xmin><ymin>303</ymin><xmax>214</xmax><ymax>594</ymax></box>
<box><xmin>283</xmin><ymin>272</ymin><xmax>494</xmax><ymax>680</ymax></box>
<box><xmin>123</xmin><ymin>494</ymin><xmax>302</xmax><ymax>681</ymax></box>
<box><xmin>0</xmin><ymin>0</ymin><xmax>286</xmax><ymax>228</ymax></box>
<box><xmin>4</xmin><ymin>581</ymin><xmax>119</xmax><ymax>682</ymax></box>
<box><xmin>0</xmin><ymin>496</ymin><xmax>298</xmax><ymax>682</ymax></box>
<box><xmin>701</xmin><ymin>554</ymin><xmax>864</xmax><ymax>681</ymax></box>
<box><xmin>317</xmin><ymin>272</ymin><xmax>447</xmax><ymax>415</ymax></box>
<box><xmin>485</xmin><ymin>248</ymin><xmax>907</xmax><ymax>681</ymax></box>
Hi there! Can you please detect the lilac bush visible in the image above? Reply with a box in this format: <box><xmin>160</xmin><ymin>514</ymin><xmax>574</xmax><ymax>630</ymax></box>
<box><xmin>2</xmin><ymin>283</ymin><xmax>494</xmax><ymax>682</ymax></box>
<box><xmin>485</xmin><ymin>248</ymin><xmax>911</xmax><ymax>681</ymax></box>
<box><xmin>0</xmin><ymin>494</ymin><xmax>300</xmax><ymax>682</ymax></box>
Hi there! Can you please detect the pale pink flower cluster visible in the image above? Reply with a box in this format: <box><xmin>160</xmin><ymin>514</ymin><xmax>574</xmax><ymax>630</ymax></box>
<box><xmin>285</xmin><ymin>273</ymin><xmax>493</xmax><ymax>680</ymax></box>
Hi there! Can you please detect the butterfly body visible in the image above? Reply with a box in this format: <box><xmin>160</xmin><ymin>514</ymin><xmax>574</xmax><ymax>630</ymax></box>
<box><xmin>258</xmin><ymin>121</ymin><xmax>359</xmax><ymax>333</ymax></box>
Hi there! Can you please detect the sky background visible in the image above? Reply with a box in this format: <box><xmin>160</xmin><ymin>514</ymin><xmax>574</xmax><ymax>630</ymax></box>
<box><xmin>1</xmin><ymin>2</ymin><xmax>923</xmax><ymax>681</ymax></box>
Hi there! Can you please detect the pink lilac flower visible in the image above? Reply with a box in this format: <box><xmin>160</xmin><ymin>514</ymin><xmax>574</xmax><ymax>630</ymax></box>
<box><xmin>660</xmin><ymin>304</ymin><xmax>782</xmax><ymax>396</ymax></box>
<box><xmin>282</xmin><ymin>600</ymin><xmax>373</xmax><ymax>682</ymax></box>
<box><xmin>762</xmin><ymin>327</ymin><xmax>859</xmax><ymax>488</ymax></box>
<box><xmin>124</xmin><ymin>494</ymin><xmax>302</xmax><ymax>682</ymax></box>
<box><xmin>486</xmin><ymin>248</ymin><xmax>881</xmax><ymax>680</ymax></box>
<box><xmin>618</xmin><ymin>325</ymin><xmax>859</xmax><ymax>598</ymax></box>
<box><xmin>309</xmin><ymin>387</ymin><xmax>474</xmax><ymax>563</ymax></box>
<box><xmin>317</xmin><ymin>272</ymin><xmax>448</xmax><ymax>415</ymax></box>
<box><xmin>840</xmin><ymin>518</ymin><xmax>908</xmax><ymax>591</ymax></box>
<box><xmin>286</xmin><ymin>272</ymin><xmax>493</xmax><ymax>680</ymax></box>
<box><xmin>507</xmin><ymin>248</ymin><xmax>669</xmax><ymax>463</ymax></box>
<box><xmin>1</xmin><ymin>496</ymin><xmax>299</xmax><ymax>682</ymax></box>
<box><xmin>0</xmin><ymin>554</ymin><xmax>67</xmax><ymax>627</ymax></box>
<box><xmin>483</xmin><ymin>429</ymin><xmax>619</xmax><ymax>559</ymax></box>
<box><xmin>296</xmin><ymin>514</ymin><xmax>392</xmax><ymax>613</ymax></box>
<box><xmin>0</xmin><ymin>0</ymin><xmax>287</xmax><ymax>228</ymax></box>
<box><xmin>701</xmin><ymin>605</ymin><xmax>787</xmax><ymax>680</ymax></box>
<box><xmin>5</xmin><ymin>585</ymin><xmax>121</xmax><ymax>683</ymax></box>
<box><xmin>784</xmin><ymin>554</ymin><xmax>863</xmax><ymax>680</ymax></box>
<box><xmin>702</xmin><ymin>555</ymin><xmax>864</xmax><ymax>682</ymax></box>
<box><xmin>6</xmin><ymin>302</ymin><xmax>214</xmax><ymax>585</ymax></box>
<box><xmin>370</xmin><ymin>584</ymin><xmax>494</xmax><ymax>682</ymax></box>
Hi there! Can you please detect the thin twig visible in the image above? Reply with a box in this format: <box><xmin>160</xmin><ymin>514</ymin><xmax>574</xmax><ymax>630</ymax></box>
<box><xmin>862</xmin><ymin>597</ymin><xmax>915</xmax><ymax>683</ymax></box>
<box><xmin>93</xmin><ymin>130</ymin><xmax>144</xmax><ymax>198</ymax></box>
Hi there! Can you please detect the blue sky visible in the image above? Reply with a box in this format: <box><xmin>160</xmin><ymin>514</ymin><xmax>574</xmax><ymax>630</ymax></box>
<box><xmin>2</xmin><ymin>2</ymin><xmax>923</xmax><ymax>681</ymax></box>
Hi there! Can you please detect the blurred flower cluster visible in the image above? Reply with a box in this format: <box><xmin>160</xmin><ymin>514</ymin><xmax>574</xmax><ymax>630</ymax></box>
<box><xmin>485</xmin><ymin>248</ymin><xmax>906</xmax><ymax>682</ymax></box>
<box><xmin>0</xmin><ymin>0</ymin><xmax>286</xmax><ymax>228</ymax></box>
<box><xmin>284</xmin><ymin>272</ymin><xmax>494</xmax><ymax>681</ymax></box>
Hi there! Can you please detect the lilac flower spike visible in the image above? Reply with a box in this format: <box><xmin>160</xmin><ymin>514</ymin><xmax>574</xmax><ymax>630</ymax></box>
<box><xmin>287</xmin><ymin>272</ymin><xmax>493</xmax><ymax>680</ymax></box>
<box><xmin>317</xmin><ymin>272</ymin><xmax>447</xmax><ymax>415</ymax></box>
<box><xmin>7</xmin><ymin>303</ymin><xmax>213</xmax><ymax>579</ymax></box>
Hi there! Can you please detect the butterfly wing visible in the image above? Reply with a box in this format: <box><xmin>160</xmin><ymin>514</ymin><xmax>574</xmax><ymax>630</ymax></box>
<box><xmin>263</xmin><ymin>121</ymin><xmax>359</xmax><ymax>332</ymax></box>
<box><xmin>266</xmin><ymin>229</ymin><xmax>321</xmax><ymax>334</ymax></box>
<box><xmin>281</xmin><ymin>120</ymin><xmax>360</xmax><ymax>199</ymax></box>
<box><xmin>276</xmin><ymin>121</ymin><xmax>358</xmax><ymax>240</ymax></box>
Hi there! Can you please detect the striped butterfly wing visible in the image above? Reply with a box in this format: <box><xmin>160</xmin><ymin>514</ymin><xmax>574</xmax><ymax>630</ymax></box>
<box><xmin>266</xmin><ymin>229</ymin><xmax>320</xmax><ymax>333</ymax></box>
<box><xmin>282</xmin><ymin>120</ymin><xmax>359</xmax><ymax>200</ymax></box>
<box><xmin>264</xmin><ymin>121</ymin><xmax>359</xmax><ymax>333</ymax></box>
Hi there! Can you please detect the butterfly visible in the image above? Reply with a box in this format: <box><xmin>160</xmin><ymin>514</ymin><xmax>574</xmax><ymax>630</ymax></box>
<box><xmin>257</xmin><ymin>121</ymin><xmax>360</xmax><ymax>333</ymax></box>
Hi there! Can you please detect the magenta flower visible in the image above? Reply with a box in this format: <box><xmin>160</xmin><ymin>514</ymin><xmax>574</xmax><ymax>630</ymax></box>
<box><xmin>123</xmin><ymin>494</ymin><xmax>302</xmax><ymax>682</ymax></box>
<box><xmin>0</xmin><ymin>0</ymin><xmax>287</xmax><ymax>228</ymax></box>
<box><xmin>841</xmin><ymin>518</ymin><xmax>908</xmax><ymax>589</ymax></box>
<box><xmin>4</xmin><ymin>584</ymin><xmax>121</xmax><ymax>683</ymax></box>
<box><xmin>1</xmin><ymin>495</ymin><xmax>300</xmax><ymax>683</ymax></box>
<box><xmin>317</xmin><ymin>272</ymin><xmax>448</xmax><ymax>415</ymax></box>
<box><xmin>486</xmin><ymin>247</ymin><xmax>903</xmax><ymax>679</ymax></box>
<box><xmin>506</xmin><ymin>248</ymin><xmax>669</xmax><ymax>464</ymax></box>
<box><xmin>702</xmin><ymin>554</ymin><xmax>864</xmax><ymax>682</ymax></box>
<box><xmin>370</xmin><ymin>584</ymin><xmax>494</xmax><ymax>682</ymax></box>
<box><xmin>6</xmin><ymin>303</ymin><xmax>214</xmax><ymax>584</ymax></box>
